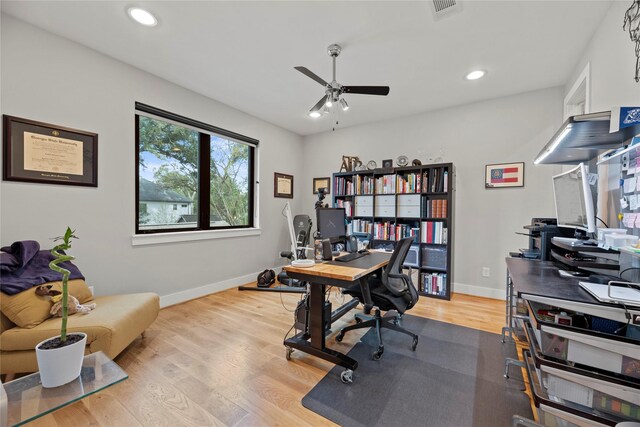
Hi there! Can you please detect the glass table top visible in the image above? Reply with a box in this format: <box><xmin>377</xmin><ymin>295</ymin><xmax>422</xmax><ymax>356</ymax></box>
<box><xmin>3</xmin><ymin>351</ymin><xmax>128</xmax><ymax>426</ymax></box>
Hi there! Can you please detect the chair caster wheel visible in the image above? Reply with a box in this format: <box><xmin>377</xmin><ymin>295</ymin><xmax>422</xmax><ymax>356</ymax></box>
<box><xmin>412</xmin><ymin>337</ymin><xmax>418</xmax><ymax>351</ymax></box>
<box><xmin>372</xmin><ymin>348</ymin><xmax>384</xmax><ymax>360</ymax></box>
<box><xmin>285</xmin><ymin>346</ymin><xmax>293</xmax><ymax>360</ymax></box>
<box><xmin>335</xmin><ymin>332</ymin><xmax>344</xmax><ymax>342</ymax></box>
<box><xmin>340</xmin><ymin>369</ymin><xmax>354</xmax><ymax>384</ymax></box>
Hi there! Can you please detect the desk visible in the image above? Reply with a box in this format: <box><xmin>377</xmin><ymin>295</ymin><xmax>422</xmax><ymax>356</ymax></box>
<box><xmin>2</xmin><ymin>351</ymin><xmax>127</xmax><ymax>427</ymax></box>
<box><xmin>283</xmin><ymin>252</ymin><xmax>391</xmax><ymax>378</ymax></box>
<box><xmin>504</xmin><ymin>258</ymin><xmax>640</xmax><ymax>426</ymax></box>
<box><xmin>505</xmin><ymin>258</ymin><xmax>640</xmax><ymax>324</ymax></box>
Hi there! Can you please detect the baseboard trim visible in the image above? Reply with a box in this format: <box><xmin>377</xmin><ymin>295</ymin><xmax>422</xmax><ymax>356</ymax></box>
<box><xmin>453</xmin><ymin>282</ymin><xmax>504</xmax><ymax>300</ymax></box>
<box><xmin>159</xmin><ymin>268</ymin><xmax>279</xmax><ymax>308</ymax></box>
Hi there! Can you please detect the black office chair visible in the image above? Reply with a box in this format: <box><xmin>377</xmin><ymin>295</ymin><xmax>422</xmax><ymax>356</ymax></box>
<box><xmin>335</xmin><ymin>237</ymin><xmax>419</xmax><ymax>360</ymax></box>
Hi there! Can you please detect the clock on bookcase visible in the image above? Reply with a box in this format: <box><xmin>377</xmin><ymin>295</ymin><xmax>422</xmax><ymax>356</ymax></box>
<box><xmin>332</xmin><ymin>162</ymin><xmax>454</xmax><ymax>300</ymax></box>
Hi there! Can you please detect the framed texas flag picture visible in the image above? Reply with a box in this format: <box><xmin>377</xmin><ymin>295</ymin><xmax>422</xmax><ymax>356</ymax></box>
<box><xmin>485</xmin><ymin>162</ymin><xmax>524</xmax><ymax>188</ymax></box>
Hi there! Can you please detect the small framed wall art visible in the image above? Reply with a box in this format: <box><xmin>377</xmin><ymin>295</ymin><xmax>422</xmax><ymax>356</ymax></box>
<box><xmin>274</xmin><ymin>172</ymin><xmax>294</xmax><ymax>198</ymax></box>
<box><xmin>3</xmin><ymin>115</ymin><xmax>98</xmax><ymax>187</ymax></box>
<box><xmin>313</xmin><ymin>177</ymin><xmax>330</xmax><ymax>194</ymax></box>
<box><xmin>485</xmin><ymin>162</ymin><xmax>524</xmax><ymax>188</ymax></box>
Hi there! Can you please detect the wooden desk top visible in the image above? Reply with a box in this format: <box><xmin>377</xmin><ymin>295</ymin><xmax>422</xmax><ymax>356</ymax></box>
<box><xmin>284</xmin><ymin>252</ymin><xmax>391</xmax><ymax>282</ymax></box>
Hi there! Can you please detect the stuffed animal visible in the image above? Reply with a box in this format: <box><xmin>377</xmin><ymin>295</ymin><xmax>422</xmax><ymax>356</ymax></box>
<box><xmin>35</xmin><ymin>284</ymin><xmax>96</xmax><ymax>317</ymax></box>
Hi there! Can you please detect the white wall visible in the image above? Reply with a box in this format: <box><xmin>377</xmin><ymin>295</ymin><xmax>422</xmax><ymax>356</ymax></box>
<box><xmin>566</xmin><ymin>1</ymin><xmax>639</xmax><ymax>110</ymax></box>
<box><xmin>301</xmin><ymin>88</ymin><xmax>563</xmax><ymax>298</ymax></box>
<box><xmin>0</xmin><ymin>15</ymin><xmax>304</xmax><ymax>305</ymax></box>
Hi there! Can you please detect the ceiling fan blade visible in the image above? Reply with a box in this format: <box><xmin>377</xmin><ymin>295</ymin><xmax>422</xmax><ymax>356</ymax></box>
<box><xmin>310</xmin><ymin>95</ymin><xmax>328</xmax><ymax>113</ymax></box>
<box><xmin>343</xmin><ymin>86</ymin><xmax>390</xmax><ymax>96</ymax></box>
<box><xmin>295</xmin><ymin>66</ymin><xmax>329</xmax><ymax>87</ymax></box>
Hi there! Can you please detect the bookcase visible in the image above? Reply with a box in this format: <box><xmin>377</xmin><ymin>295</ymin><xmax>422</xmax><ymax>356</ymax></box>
<box><xmin>333</xmin><ymin>163</ymin><xmax>454</xmax><ymax>300</ymax></box>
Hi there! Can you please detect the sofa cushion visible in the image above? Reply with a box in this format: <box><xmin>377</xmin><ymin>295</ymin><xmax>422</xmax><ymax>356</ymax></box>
<box><xmin>0</xmin><ymin>279</ymin><xmax>94</xmax><ymax>329</ymax></box>
<box><xmin>0</xmin><ymin>293</ymin><xmax>159</xmax><ymax>357</ymax></box>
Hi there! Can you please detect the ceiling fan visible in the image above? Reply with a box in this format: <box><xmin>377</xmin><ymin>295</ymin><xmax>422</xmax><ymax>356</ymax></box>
<box><xmin>295</xmin><ymin>44</ymin><xmax>390</xmax><ymax>118</ymax></box>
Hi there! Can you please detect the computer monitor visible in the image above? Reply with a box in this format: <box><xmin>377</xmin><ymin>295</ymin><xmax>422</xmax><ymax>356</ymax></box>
<box><xmin>316</xmin><ymin>208</ymin><xmax>347</xmax><ymax>243</ymax></box>
<box><xmin>552</xmin><ymin>162</ymin><xmax>596</xmax><ymax>238</ymax></box>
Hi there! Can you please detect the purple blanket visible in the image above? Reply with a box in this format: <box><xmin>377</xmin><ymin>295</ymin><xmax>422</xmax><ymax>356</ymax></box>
<box><xmin>0</xmin><ymin>240</ymin><xmax>85</xmax><ymax>295</ymax></box>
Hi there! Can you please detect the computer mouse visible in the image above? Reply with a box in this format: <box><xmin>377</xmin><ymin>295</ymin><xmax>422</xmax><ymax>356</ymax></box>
<box><xmin>358</xmin><ymin>249</ymin><xmax>368</xmax><ymax>254</ymax></box>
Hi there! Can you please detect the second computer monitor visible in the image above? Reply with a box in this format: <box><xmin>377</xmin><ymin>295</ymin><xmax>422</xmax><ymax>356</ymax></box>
<box><xmin>316</xmin><ymin>208</ymin><xmax>347</xmax><ymax>243</ymax></box>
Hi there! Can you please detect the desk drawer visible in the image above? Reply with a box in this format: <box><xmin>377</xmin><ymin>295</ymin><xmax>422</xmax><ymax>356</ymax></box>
<box><xmin>527</xmin><ymin>300</ymin><xmax>640</xmax><ymax>380</ymax></box>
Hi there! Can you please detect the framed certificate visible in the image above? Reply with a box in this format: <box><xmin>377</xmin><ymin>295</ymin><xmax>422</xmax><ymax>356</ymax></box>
<box><xmin>313</xmin><ymin>177</ymin><xmax>330</xmax><ymax>194</ymax></box>
<box><xmin>3</xmin><ymin>115</ymin><xmax>98</xmax><ymax>187</ymax></box>
<box><xmin>274</xmin><ymin>172</ymin><xmax>293</xmax><ymax>198</ymax></box>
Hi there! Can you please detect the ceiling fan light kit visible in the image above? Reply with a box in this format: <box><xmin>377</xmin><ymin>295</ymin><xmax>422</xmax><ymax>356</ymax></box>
<box><xmin>296</xmin><ymin>44</ymin><xmax>389</xmax><ymax>118</ymax></box>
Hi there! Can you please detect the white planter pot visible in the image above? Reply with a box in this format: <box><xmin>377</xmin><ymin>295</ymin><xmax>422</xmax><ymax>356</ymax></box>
<box><xmin>35</xmin><ymin>332</ymin><xmax>87</xmax><ymax>388</ymax></box>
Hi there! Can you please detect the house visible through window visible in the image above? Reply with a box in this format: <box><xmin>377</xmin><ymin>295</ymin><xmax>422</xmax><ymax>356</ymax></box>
<box><xmin>135</xmin><ymin>103</ymin><xmax>257</xmax><ymax>234</ymax></box>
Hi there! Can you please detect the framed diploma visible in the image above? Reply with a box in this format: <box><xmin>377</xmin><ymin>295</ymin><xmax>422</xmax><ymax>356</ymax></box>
<box><xmin>3</xmin><ymin>115</ymin><xmax>98</xmax><ymax>187</ymax></box>
<box><xmin>274</xmin><ymin>172</ymin><xmax>293</xmax><ymax>198</ymax></box>
<box><xmin>313</xmin><ymin>177</ymin><xmax>330</xmax><ymax>194</ymax></box>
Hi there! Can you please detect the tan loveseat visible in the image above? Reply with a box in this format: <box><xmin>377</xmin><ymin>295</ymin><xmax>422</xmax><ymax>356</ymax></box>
<box><xmin>0</xmin><ymin>280</ymin><xmax>159</xmax><ymax>376</ymax></box>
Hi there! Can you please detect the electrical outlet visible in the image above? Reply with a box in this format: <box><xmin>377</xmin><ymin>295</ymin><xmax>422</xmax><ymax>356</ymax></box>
<box><xmin>88</xmin><ymin>286</ymin><xmax>95</xmax><ymax>296</ymax></box>
<box><xmin>482</xmin><ymin>267</ymin><xmax>490</xmax><ymax>277</ymax></box>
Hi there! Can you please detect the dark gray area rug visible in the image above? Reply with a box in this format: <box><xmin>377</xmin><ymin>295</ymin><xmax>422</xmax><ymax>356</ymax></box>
<box><xmin>302</xmin><ymin>316</ymin><xmax>532</xmax><ymax>427</ymax></box>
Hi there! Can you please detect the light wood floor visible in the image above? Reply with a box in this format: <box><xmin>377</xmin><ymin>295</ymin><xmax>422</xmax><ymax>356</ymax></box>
<box><xmin>25</xmin><ymin>287</ymin><xmax>511</xmax><ymax>426</ymax></box>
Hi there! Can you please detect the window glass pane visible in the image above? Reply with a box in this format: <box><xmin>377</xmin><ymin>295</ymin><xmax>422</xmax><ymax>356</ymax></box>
<box><xmin>138</xmin><ymin>116</ymin><xmax>199</xmax><ymax>231</ymax></box>
<box><xmin>210</xmin><ymin>136</ymin><xmax>250</xmax><ymax>227</ymax></box>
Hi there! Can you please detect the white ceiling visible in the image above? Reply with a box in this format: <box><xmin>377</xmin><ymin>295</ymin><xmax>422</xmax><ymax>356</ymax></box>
<box><xmin>1</xmin><ymin>1</ymin><xmax>612</xmax><ymax>136</ymax></box>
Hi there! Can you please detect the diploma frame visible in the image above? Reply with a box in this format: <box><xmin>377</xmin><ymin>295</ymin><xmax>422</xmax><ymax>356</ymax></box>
<box><xmin>274</xmin><ymin>172</ymin><xmax>293</xmax><ymax>198</ymax></box>
<box><xmin>3</xmin><ymin>115</ymin><xmax>98</xmax><ymax>187</ymax></box>
<box><xmin>313</xmin><ymin>177</ymin><xmax>330</xmax><ymax>194</ymax></box>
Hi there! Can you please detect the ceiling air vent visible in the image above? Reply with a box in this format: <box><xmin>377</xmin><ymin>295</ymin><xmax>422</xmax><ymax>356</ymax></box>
<box><xmin>429</xmin><ymin>0</ymin><xmax>463</xmax><ymax>21</ymax></box>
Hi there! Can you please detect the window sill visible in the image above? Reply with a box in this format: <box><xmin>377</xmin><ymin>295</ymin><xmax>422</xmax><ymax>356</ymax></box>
<box><xmin>131</xmin><ymin>228</ymin><xmax>262</xmax><ymax>246</ymax></box>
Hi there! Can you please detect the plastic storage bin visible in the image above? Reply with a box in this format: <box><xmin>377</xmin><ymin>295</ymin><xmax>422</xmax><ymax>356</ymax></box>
<box><xmin>523</xmin><ymin>349</ymin><xmax>630</xmax><ymax>427</ymax></box>
<box><xmin>527</xmin><ymin>300</ymin><xmax>640</xmax><ymax>380</ymax></box>
<box><xmin>524</xmin><ymin>322</ymin><xmax>640</xmax><ymax>423</ymax></box>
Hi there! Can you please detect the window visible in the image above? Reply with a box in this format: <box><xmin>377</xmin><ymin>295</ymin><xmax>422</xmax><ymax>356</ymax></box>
<box><xmin>135</xmin><ymin>103</ymin><xmax>257</xmax><ymax>234</ymax></box>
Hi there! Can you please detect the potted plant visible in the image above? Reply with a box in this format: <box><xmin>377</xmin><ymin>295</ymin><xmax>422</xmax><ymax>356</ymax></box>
<box><xmin>35</xmin><ymin>227</ymin><xmax>87</xmax><ymax>388</ymax></box>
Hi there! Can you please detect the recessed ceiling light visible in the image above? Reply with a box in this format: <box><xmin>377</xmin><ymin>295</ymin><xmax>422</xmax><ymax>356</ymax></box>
<box><xmin>127</xmin><ymin>7</ymin><xmax>158</xmax><ymax>27</ymax></box>
<box><xmin>465</xmin><ymin>70</ymin><xmax>486</xmax><ymax>81</ymax></box>
<box><xmin>308</xmin><ymin>111</ymin><xmax>321</xmax><ymax>118</ymax></box>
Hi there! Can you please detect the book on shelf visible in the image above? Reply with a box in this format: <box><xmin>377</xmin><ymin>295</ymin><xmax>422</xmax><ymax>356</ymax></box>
<box><xmin>423</xmin><ymin>167</ymin><xmax>448</xmax><ymax>193</ymax></box>
<box><xmin>421</xmin><ymin>221</ymin><xmax>447</xmax><ymax>244</ymax></box>
<box><xmin>351</xmin><ymin>219</ymin><xmax>373</xmax><ymax>234</ymax></box>
<box><xmin>421</xmin><ymin>199</ymin><xmax>448</xmax><ymax>218</ymax></box>
<box><xmin>396</xmin><ymin>173</ymin><xmax>421</xmax><ymax>194</ymax></box>
<box><xmin>375</xmin><ymin>174</ymin><xmax>396</xmax><ymax>194</ymax></box>
<box><xmin>335</xmin><ymin>199</ymin><xmax>353</xmax><ymax>217</ymax></box>
<box><xmin>422</xmin><ymin>272</ymin><xmax>447</xmax><ymax>296</ymax></box>
<box><xmin>334</xmin><ymin>176</ymin><xmax>354</xmax><ymax>196</ymax></box>
<box><xmin>355</xmin><ymin>174</ymin><xmax>374</xmax><ymax>195</ymax></box>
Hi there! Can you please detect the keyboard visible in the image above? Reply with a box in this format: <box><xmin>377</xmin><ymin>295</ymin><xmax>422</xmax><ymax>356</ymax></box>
<box><xmin>335</xmin><ymin>252</ymin><xmax>369</xmax><ymax>262</ymax></box>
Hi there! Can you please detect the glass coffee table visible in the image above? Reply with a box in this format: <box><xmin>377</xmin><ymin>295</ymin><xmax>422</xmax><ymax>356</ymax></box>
<box><xmin>2</xmin><ymin>351</ymin><xmax>128</xmax><ymax>426</ymax></box>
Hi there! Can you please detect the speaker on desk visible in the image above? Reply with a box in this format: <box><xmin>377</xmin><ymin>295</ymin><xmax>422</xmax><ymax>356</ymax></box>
<box><xmin>322</xmin><ymin>239</ymin><xmax>333</xmax><ymax>260</ymax></box>
<box><xmin>348</xmin><ymin>235</ymin><xmax>358</xmax><ymax>253</ymax></box>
